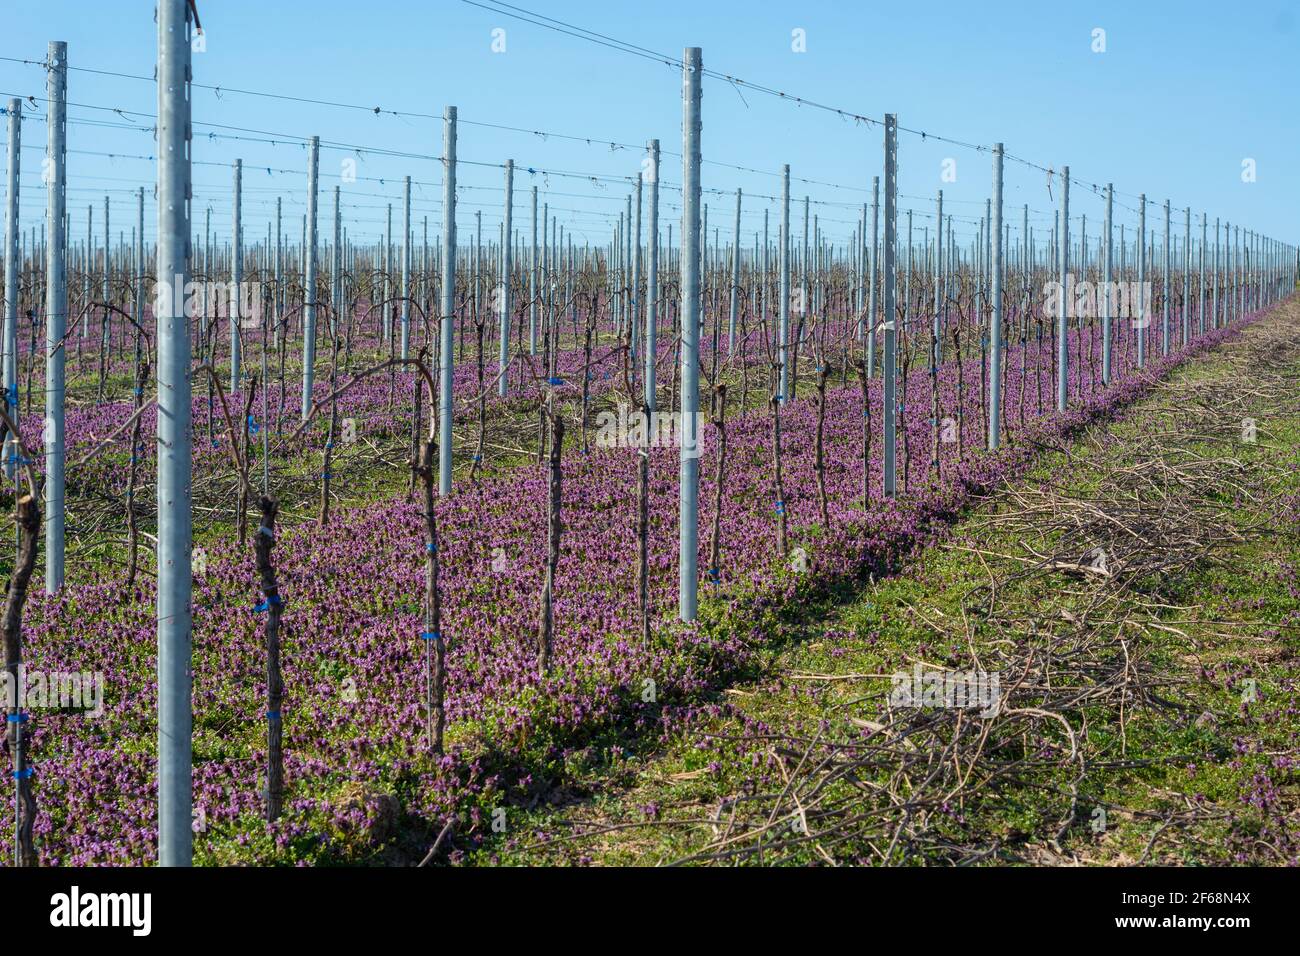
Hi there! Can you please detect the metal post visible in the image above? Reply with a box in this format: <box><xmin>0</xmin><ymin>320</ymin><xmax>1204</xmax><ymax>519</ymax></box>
<box><xmin>81</xmin><ymin>208</ymin><xmax>90</xmax><ymax>342</ymax></box>
<box><xmin>45</xmin><ymin>42</ymin><xmax>68</xmax><ymax>593</ymax></box>
<box><xmin>1182</xmin><ymin>207</ymin><xmax>1190</xmax><ymax>346</ymax></box>
<box><xmin>1234</xmin><ymin>225</ymin><xmax>1241</xmax><ymax>321</ymax></box>
<box><xmin>1227</xmin><ymin>225</ymin><xmax>1234</xmax><ymax>322</ymax></box>
<box><xmin>1137</xmin><ymin>196</ymin><xmax>1146</xmax><ymax>367</ymax></box>
<box><xmin>135</xmin><ymin>187</ymin><xmax>144</xmax><ymax>352</ymax></box>
<box><xmin>439</xmin><ymin>106</ymin><xmax>457</xmax><ymax>495</ymax></box>
<box><xmin>904</xmin><ymin>211</ymin><xmax>912</xmax><ymax>342</ymax></box>
<box><xmin>933</xmin><ymin>189</ymin><xmax>943</xmax><ymax>369</ymax></box>
<box><xmin>1056</xmin><ymin>166</ymin><xmax>1069</xmax><ymax>411</ymax></box>
<box><xmin>301</xmin><ymin>136</ymin><xmax>319</xmax><ymax>419</ymax></box>
<box><xmin>623</xmin><ymin>202</ymin><xmax>630</xmax><ymax>340</ymax></box>
<box><xmin>1198</xmin><ymin>213</ymin><xmax>1206</xmax><ymax>337</ymax></box>
<box><xmin>382</xmin><ymin>205</ymin><xmax>391</xmax><ymax>342</ymax></box>
<box><xmin>868</xmin><ymin>176</ymin><xmax>879</xmax><ymax>377</ymax></box>
<box><xmin>3</xmin><ymin>99</ymin><xmax>19</xmax><ymax>478</ymax></box>
<box><xmin>1212</xmin><ymin>218</ymin><xmax>1219</xmax><ymax>329</ymax></box>
<box><xmin>779</xmin><ymin>165</ymin><xmax>790</xmax><ymax>402</ymax></box>
<box><xmin>988</xmin><ymin>144</ymin><xmax>1004</xmax><ymax>450</ymax></box>
<box><xmin>882</xmin><ymin>115</ymin><xmax>898</xmax><ymax>497</ymax></box>
<box><xmin>544</xmin><ymin>201</ymin><xmax>551</xmax><ymax>356</ymax></box>
<box><xmin>611</xmin><ymin>217</ymin><xmax>620</xmax><ymax>338</ymax></box>
<box><xmin>760</xmin><ymin>214</ymin><xmax>768</xmax><ymax>358</ymax></box>
<box><xmin>631</xmin><ymin>176</ymin><xmax>641</xmax><ymax>361</ymax></box>
<box><xmin>331</xmin><ymin>186</ymin><xmax>340</xmax><ymax>338</ymax></box>
<box><xmin>231</xmin><ymin>159</ymin><xmax>242</xmax><ymax>391</ymax></box>
<box><xmin>702</xmin><ymin>203</ymin><xmax>708</xmax><ymax>322</ymax></box>
<box><xmin>679</xmin><ymin>47</ymin><xmax>702</xmax><ymax>623</ymax></box>
<box><xmin>400</xmin><ymin>175</ymin><xmax>411</xmax><ymax>360</ymax></box>
<box><xmin>274</xmin><ymin>197</ymin><xmax>282</xmax><ymax>351</ymax></box>
<box><xmin>729</xmin><ymin>188</ymin><xmax>740</xmax><ymax>356</ymax></box>
<box><xmin>201</xmin><ymin>207</ymin><xmax>210</xmax><ymax>353</ymax></box>
<box><xmin>498</xmin><ymin>160</ymin><xmax>514</xmax><ymax>397</ymax></box>
<box><xmin>156</xmin><ymin>3</ymin><xmax>192</xmax><ymax>866</ymax></box>
<box><xmin>801</xmin><ymin>195</ymin><xmax>809</xmax><ymax>339</ymax></box>
<box><xmin>101</xmin><ymin>195</ymin><xmax>110</xmax><ymax>360</ymax></box>
<box><xmin>856</xmin><ymin>204</ymin><xmax>866</xmax><ymax>340</ymax></box>
<box><xmin>1102</xmin><ymin>184</ymin><xmax>1113</xmax><ymax>384</ymax></box>
<box><xmin>529</xmin><ymin>186</ymin><xmax>537</xmax><ymax>355</ymax></box>
<box><xmin>1162</xmin><ymin>198</ymin><xmax>1170</xmax><ymax>356</ymax></box>
<box><xmin>644</xmin><ymin>139</ymin><xmax>659</xmax><ymax>411</ymax></box>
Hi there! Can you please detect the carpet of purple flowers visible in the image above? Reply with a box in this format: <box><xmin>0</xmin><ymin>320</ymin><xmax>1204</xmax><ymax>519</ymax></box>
<box><xmin>8</xmin><ymin>303</ymin><xmax>1271</xmax><ymax>865</ymax></box>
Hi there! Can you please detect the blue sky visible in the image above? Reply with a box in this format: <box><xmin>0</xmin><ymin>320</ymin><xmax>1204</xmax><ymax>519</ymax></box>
<box><xmin>3</xmin><ymin>0</ymin><xmax>1296</xmax><ymax>253</ymax></box>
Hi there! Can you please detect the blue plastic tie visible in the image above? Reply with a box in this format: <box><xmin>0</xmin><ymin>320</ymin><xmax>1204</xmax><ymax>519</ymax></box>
<box><xmin>6</xmin><ymin>713</ymin><xmax>28</xmax><ymax>723</ymax></box>
<box><xmin>12</xmin><ymin>767</ymin><xmax>32</xmax><ymax>780</ymax></box>
<box><xmin>420</xmin><ymin>631</ymin><xmax>443</xmax><ymax>641</ymax></box>
<box><xmin>266</xmin><ymin>711</ymin><xmax>280</xmax><ymax>720</ymax></box>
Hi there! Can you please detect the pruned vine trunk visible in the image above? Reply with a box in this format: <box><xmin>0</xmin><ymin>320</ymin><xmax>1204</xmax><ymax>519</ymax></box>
<box><xmin>813</xmin><ymin>365</ymin><xmax>830</xmax><ymax>528</ymax></box>
<box><xmin>708</xmin><ymin>384</ymin><xmax>727</xmax><ymax>585</ymax></box>
<box><xmin>416</xmin><ymin>437</ymin><xmax>445</xmax><ymax>753</ymax></box>
<box><xmin>855</xmin><ymin>359</ymin><xmax>871</xmax><ymax>508</ymax></box>
<box><xmin>253</xmin><ymin>495</ymin><xmax>285</xmax><ymax>820</ymax></box>
<box><xmin>770</xmin><ymin>367</ymin><xmax>787</xmax><ymax>558</ymax></box>
<box><xmin>538</xmin><ymin>413</ymin><xmax>564</xmax><ymax>673</ymax></box>
<box><xmin>3</xmin><ymin>493</ymin><xmax>40</xmax><ymax>867</ymax></box>
<box><xmin>125</xmin><ymin>359</ymin><xmax>150</xmax><ymax>589</ymax></box>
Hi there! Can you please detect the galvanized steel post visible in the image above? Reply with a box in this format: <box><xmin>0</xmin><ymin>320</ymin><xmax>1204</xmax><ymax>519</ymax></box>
<box><xmin>678</xmin><ymin>47</ymin><xmax>702</xmax><ymax>623</ymax></box>
<box><xmin>155</xmin><ymin>5</ymin><xmax>193</xmax><ymax>866</ymax></box>
<box><xmin>439</xmin><ymin>106</ymin><xmax>457</xmax><ymax>495</ymax></box>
